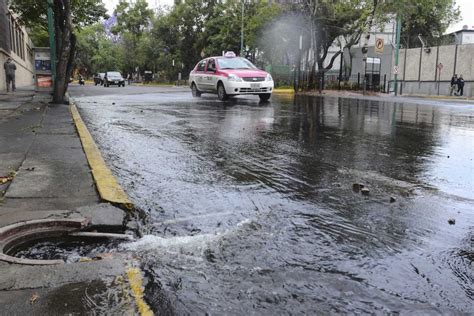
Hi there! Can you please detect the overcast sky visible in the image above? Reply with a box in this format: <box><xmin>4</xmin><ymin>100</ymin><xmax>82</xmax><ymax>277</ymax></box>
<box><xmin>103</xmin><ymin>0</ymin><xmax>472</xmax><ymax>33</ymax></box>
<box><xmin>448</xmin><ymin>0</ymin><xmax>474</xmax><ymax>32</ymax></box>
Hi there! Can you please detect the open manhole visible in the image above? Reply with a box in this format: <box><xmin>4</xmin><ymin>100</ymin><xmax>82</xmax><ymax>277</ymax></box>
<box><xmin>0</xmin><ymin>219</ymin><xmax>134</xmax><ymax>265</ymax></box>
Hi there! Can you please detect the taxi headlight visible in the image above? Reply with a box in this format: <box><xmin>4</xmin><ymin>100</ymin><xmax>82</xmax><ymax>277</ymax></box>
<box><xmin>228</xmin><ymin>74</ymin><xmax>242</xmax><ymax>82</ymax></box>
<box><xmin>266</xmin><ymin>74</ymin><xmax>273</xmax><ymax>81</ymax></box>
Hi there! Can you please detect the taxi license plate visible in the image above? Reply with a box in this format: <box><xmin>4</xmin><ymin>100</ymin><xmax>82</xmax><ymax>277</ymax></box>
<box><xmin>250</xmin><ymin>83</ymin><xmax>260</xmax><ymax>89</ymax></box>
<box><xmin>114</xmin><ymin>81</ymin><xmax>118</xmax><ymax>84</ymax></box>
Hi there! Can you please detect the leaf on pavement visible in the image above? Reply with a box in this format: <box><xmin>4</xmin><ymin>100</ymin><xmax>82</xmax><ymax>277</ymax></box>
<box><xmin>29</xmin><ymin>293</ymin><xmax>40</xmax><ymax>304</ymax></box>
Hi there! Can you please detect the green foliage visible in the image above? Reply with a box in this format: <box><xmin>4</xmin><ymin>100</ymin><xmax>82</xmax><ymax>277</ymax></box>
<box><xmin>382</xmin><ymin>0</ymin><xmax>460</xmax><ymax>46</ymax></box>
<box><xmin>9</xmin><ymin>0</ymin><xmax>107</xmax><ymax>30</ymax></box>
<box><xmin>112</xmin><ymin>0</ymin><xmax>153</xmax><ymax>37</ymax></box>
<box><xmin>109</xmin><ymin>0</ymin><xmax>154</xmax><ymax>74</ymax></box>
<box><xmin>75</xmin><ymin>23</ymin><xmax>123</xmax><ymax>76</ymax></box>
<box><xmin>204</xmin><ymin>0</ymin><xmax>281</xmax><ymax>58</ymax></box>
<box><xmin>68</xmin><ymin>0</ymin><xmax>459</xmax><ymax>85</ymax></box>
<box><xmin>29</xmin><ymin>24</ymin><xmax>50</xmax><ymax>47</ymax></box>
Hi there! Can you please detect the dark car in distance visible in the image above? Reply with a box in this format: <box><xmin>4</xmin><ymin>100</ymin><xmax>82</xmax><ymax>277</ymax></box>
<box><xmin>104</xmin><ymin>71</ymin><xmax>125</xmax><ymax>87</ymax></box>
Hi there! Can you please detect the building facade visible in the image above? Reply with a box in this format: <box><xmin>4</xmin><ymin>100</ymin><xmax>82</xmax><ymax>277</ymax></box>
<box><xmin>450</xmin><ymin>27</ymin><xmax>474</xmax><ymax>45</ymax></box>
<box><xmin>0</xmin><ymin>0</ymin><xmax>34</xmax><ymax>93</ymax></box>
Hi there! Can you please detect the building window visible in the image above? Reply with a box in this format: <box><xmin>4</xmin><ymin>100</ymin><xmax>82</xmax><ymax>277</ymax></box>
<box><xmin>7</xmin><ymin>13</ymin><xmax>27</xmax><ymax>60</ymax></box>
<box><xmin>20</xmin><ymin>31</ymin><xmax>25</xmax><ymax>60</ymax></box>
<box><xmin>9</xmin><ymin>16</ymin><xmax>14</xmax><ymax>53</ymax></box>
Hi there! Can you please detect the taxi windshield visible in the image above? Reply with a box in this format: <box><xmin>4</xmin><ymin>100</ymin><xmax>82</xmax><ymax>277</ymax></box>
<box><xmin>217</xmin><ymin>57</ymin><xmax>256</xmax><ymax>70</ymax></box>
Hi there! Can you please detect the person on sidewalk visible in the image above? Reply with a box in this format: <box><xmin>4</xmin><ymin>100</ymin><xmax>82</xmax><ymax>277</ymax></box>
<box><xmin>450</xmin><ymin>74</ymin><xmax>458</xmax><ymax>96</ymax></box>
<box><xmin>457</xmin><ymin>75</ymin><xmax>465</xmax><ymax>96</ymax></box>
<box><xmin>3</xmin><ymin>57</ymin><xmax>17</xmax><ymax>92</ymax></box>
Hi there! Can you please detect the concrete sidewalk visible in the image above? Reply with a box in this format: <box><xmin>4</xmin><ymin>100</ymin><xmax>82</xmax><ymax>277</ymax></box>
<box><xmin>303</xmin><ymin>89</ymin><xmax>474</xmax><ymax>105</ymax></box>
<box><xmin>0</xmin><ymin>90</ymin><xmax>99</xmax><ymax>212</ymax></box>
<box><xmin>0</xmin><ymin>90</ymin><xmax>147</xmax><ymax>314</ymax></box>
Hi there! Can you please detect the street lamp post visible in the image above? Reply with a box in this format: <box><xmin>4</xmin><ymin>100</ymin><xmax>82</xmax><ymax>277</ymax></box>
<box><xmin>393</xmin><ymin>14</ymin><xmax>402</xmax><ymax>96</ymax></box>
<box><xmin>240</xmin><ymin>0</ymin><xmax>244</xmax><ymax>56</ymax></box>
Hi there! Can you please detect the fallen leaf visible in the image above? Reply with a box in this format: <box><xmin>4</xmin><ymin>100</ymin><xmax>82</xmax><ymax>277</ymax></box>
<box><xmin>29</xmin><ymin>293</ymin><xmax>39</xmax><ymax>304</ymax></box>
<box><xmin>78</xmin><ymin>257</ymin><xmax>94</xmax><ymax>263</ymax></box>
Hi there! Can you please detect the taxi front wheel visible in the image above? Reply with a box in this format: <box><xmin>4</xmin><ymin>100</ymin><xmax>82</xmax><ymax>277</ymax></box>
<box><xmin>217</xmin><ymin>83</ymin><xmax>229</xmax><ymax>101</ymax></box>
<box><xmin>191</xmin><ymin>83</ymin><xmax>201</xmax><ymax>97</ymax></box>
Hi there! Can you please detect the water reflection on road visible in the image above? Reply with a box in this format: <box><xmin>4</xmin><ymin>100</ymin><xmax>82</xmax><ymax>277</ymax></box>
<box><xmin>74</xmin><ymin>89</ymin><xmax>473</xmax><ymax>314</ymax></box>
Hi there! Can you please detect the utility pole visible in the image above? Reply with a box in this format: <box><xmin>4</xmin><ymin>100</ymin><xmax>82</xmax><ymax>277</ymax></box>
<box><xmin>361</xmin><ymin>35</ymin><xmax>369</xmax><ymax>95</ymax></box>
<box><xmin>47</xmin><ymin>0</ymin><xmax>56</xmax><ymax>87</ymax></box>
<box><xmin>393</xmin><ymin>14</ymin><xmax>402</xmax><ymax>96</ymax></box>
<box><xmin>240</xmin><ymin>0</ymin><xmax>244</xmax><ymax>56</ymax></box>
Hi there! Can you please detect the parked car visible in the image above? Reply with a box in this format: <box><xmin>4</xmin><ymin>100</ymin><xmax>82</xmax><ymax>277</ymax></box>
<box><xmin>189</xmin><ymin>51</ymin><xmax>274</xmax><ymax>101</ymax></box>
<box><xmin>104</xmin><ymin>71</ymin><xmax>125</xmax><ymax>87</ymax></box>
<box><xmin>94</xmin><ymin>73</ymin><xmax>105</xmax><ymax>85</ymax></box>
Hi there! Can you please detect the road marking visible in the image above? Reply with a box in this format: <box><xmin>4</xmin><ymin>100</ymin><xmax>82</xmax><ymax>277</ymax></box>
<box><xmin>70</xmin><ymin>103</ymin><xmax>133</xmax><ymax>209</ymax></box>
<box><xmin>126</xmin><ymin>267</ymin><xmax>154</xmax><ymax>316</ymax></box>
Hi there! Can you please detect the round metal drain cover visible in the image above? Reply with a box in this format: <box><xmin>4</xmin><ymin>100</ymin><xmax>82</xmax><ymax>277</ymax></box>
<box><xmin>0</xmin><ymin>218</ymin><xmax>133</xmax><ymax>265</ymax></box>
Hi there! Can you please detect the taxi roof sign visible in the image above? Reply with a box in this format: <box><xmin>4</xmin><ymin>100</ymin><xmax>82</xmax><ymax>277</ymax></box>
<box><xmin>224</xmin><ymin>51</ymin><xmax>236</xmax><ymax>58</ymax></box>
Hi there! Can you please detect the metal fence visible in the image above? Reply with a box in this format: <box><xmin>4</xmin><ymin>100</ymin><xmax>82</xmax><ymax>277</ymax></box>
<box><xmin>266</xmin><ymin>64</ymin><xmax>389</xmax><ymax>92</ymax></box>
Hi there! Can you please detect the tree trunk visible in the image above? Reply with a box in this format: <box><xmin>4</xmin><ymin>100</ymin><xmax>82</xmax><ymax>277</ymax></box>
<box><xmin>63</xmin><ymin>33</ymin><xmax>76</xmax><ymax>96</ymax></box>
<box><xmin>52</xmin><ymin>0</ymin><xmax>73</xmax><ymax>104</ymax></box>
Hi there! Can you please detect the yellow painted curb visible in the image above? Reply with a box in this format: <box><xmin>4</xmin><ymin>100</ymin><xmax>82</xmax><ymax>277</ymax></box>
<box><xmin>273</xmin><ymin>88</ymin><xmax>295</xmax><ymax>94</ymax></box>
<box><xmin>126</xmin><ymin>267</ymin><xmax>154</xmax><ymax>316</ymax></box>
<box><xmin>70</xmin><ymin>103</ymin><xmax>133</xmax><ymax>209</ymax></box>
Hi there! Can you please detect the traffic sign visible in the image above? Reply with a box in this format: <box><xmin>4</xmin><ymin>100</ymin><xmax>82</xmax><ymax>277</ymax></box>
<box><xmin>375</xmin><ymin>38</ymin><xmax>384</xmax><ymax>55</ymax></box>
<box><xmin>393</xmin><ymin>65</ymin><xmax>399</xmax><ymax>75</ymax></box>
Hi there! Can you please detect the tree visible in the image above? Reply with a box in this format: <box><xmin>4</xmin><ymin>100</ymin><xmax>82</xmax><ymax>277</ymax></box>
<box><xmin>203</xmin><ymin>0</ymin><xmax>281</xmax><ymax>60</ymax></box>
<box><xmin>290</xmin><ymin>0</ymin><xmax>380</xmax><ymax>89</ymax></box>
<box><xmin>9</xmin><ymin>0</ymin><xmax>107</xmax><ymax>103</ymax></box>
<box><xmin>75</xmin><ymin>23</ymin><xmax>123</xmax><ymax>76</ymax></box>
<box><xmin>257</xmin><ymin>0</ymin><xmax>459</xmax><ymax>90</ymax></box>
<box><xmin>380</xmin><ymin>0</ymin><xmax>460</xmax><ymax>47</ymax></box>
<box><xmin>108</xmin><ymin>0</ymin><xmax>154</xmax><ymax>75</ymax></box>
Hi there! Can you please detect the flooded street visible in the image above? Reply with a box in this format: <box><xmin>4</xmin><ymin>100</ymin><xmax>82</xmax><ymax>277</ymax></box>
<box><xmin>72</xmin><ymin>86</ymin><xmax>473</xmax><ymax>314</ymax></box>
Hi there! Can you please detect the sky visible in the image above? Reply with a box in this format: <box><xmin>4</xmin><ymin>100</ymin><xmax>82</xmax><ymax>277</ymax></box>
<box><xmin>447</xmin><ymin>0</ymin><xmax>474</xmax><ymax>33</ymax></box>
<box><xmin>103</xmin><ymin>0</ymin><xmax>472</xmax><ymax>33</ymax></box>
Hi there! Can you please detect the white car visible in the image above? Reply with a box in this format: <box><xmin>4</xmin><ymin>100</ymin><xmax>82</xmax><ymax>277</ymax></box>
<box><xmin>189</xmin><ymin>52</ymin><xmax>274</xmax><ymax>101</ymax></box>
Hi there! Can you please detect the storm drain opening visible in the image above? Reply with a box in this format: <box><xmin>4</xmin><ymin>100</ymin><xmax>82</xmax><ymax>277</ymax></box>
<box><xmin>7</xmin><ymin>234</ymin><xmax>131</xmax><ymax>264</ymax></box>
<box><xmin>0</xmin><ymin>219</ymin><xmax>134</xmax><ymax>265</ymax></box>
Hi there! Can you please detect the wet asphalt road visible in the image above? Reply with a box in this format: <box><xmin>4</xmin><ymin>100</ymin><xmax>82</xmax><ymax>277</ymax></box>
<box><xmin>70</xmin><ymin>84</ymin><xmax>473</xmax><ymax>314</ymax></box>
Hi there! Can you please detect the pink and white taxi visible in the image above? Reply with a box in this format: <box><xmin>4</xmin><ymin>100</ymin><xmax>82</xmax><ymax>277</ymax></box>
<box><xmin>189</xmin><ymin>51</ymin><xmax>274</xmax><ymax>101</ymax></box>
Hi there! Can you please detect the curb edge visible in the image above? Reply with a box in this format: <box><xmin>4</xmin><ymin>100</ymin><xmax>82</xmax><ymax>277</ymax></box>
<box><xmin>69</xmin><ymin>101</ymin><xmax>133</xmax><ymax>210</ymax></box>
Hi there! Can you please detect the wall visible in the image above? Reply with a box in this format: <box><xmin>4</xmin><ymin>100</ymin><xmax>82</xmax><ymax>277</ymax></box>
<box><xmin>346</xmin><ymin>43</ymin><xmax>474</xmax><ymax>97</ymax></box>
<box><xmin>346</xmin><ymin>45</ymin><xmax>394</xmax><ymax>89</ymax></box>
<box><xmin>0</xmin><ymin>4</ymin><xmax>34</xmax><ymax>92</ymax></box>
<box><xmin>0</xmin><ymin>0</ymin><xmax>9</xmax><ymax>52</ymax></box>
<box><xmin>391</xmin><ymin>44</ymin><xmax>474</xmax><ymax>97</ymax></box>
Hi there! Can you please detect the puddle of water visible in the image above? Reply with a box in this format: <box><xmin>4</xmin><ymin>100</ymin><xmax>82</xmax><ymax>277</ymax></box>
<box><xmin>76</xmin><ymin>92</ymin><xmax>474</xmax><ymax>313</ymax></box>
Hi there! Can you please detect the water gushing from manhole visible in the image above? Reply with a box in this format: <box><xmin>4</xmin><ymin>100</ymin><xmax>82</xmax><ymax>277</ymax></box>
<box><xmin>0</xmin><ymin>219</ymin><xmax>133</xmax><ymax>265</ymax></box>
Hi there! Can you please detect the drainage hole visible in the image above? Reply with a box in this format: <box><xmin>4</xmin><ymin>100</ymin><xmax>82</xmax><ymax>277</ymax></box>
<box><xmin>8</xmin><ymin>236</ymin><xmax>126</xmax><ymax>263</ymax></box>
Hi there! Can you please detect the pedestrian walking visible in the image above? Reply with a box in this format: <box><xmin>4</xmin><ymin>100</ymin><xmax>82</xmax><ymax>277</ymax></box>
<box><xmin>3</xmin><ymin>57</ymin><xmax>16</xmax><ymax>92</ymax></box>
<box><xmin>127</xmin><ymin>73</ymin><xmax>132</xmax><ymax>85</ymax></box>
<box><xmin>457</xmin><ymin>75</ymin><xmax>465</xmax><ymax>96</ymax></box>
<box><xmin>450</xmin><ymin>74</ymin><xmax>458</xmax><ymax>96</ymax></box>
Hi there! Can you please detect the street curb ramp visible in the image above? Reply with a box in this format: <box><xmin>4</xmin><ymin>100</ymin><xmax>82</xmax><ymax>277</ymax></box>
<box><xmin>69</xmin><ymin>101</ymin><xmax>133</xmax><ymax>210</ymax></box>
